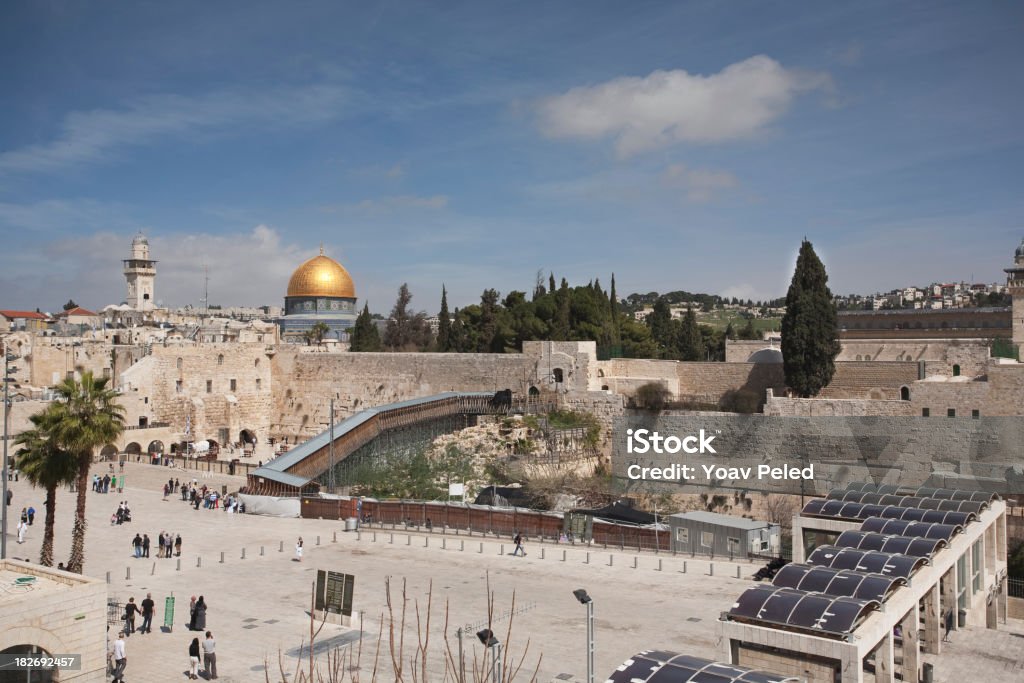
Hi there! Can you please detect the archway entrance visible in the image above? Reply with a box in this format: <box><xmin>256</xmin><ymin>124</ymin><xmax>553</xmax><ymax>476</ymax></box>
<box><xmin>0</xmin><ymin>644</ymin><xmax>56</xmax><ymax>682</ymax></box>
<box><xmin>100</xmin><ymin>444</ymin><xmax>118</xmax><ymax>460</ymax></box>
<box><xmin>125</xmin><ymin>442</ymin><xmax>142</xmax><ymax>457</ymax></box>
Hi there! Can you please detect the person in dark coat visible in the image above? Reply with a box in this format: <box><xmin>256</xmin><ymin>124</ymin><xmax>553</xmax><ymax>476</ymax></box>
<box><xmin>193</xmin><ymin>596</ymin><xmax>207</xmax><ymax>630</ymax></box>
<box><xmin>188</xmin><ymin>637</ymin><xmax>201</xmax><ymax>679</ymax></box>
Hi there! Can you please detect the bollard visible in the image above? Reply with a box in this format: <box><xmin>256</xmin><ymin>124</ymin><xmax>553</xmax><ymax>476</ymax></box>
<box><xmin>149</xmin><ymin>563</ymin><xmax>155</xmax><ymax>576</ymax></box>
<box><xmin>736</xmin><ymin>566</ymin><xmax>741</xmax><ymax>579</ymax></box>
<box><xmin>390</xmin><ymin>534</ymin><xmax>394</xmax><ymax>544</ymax></box>
<box><xmin>220</xmin><ymin>551</ymin><xmax>225</xmax><ymax>564</ymax></box>
<box><xmin>369</xmin><ymin>534</ymin><xmax>373</xmax><ymax>544</ymax></box>
<box><xmin>479</xmin><ymin>542</ymin><xmax>483</xmax><ymax>554</ymax></box>
<box><xmin>585</xmin><ymin>552</ymin><xmax>590</xmax><ymax>564</ymax></box>
<box><xmin>126</xmin><ymin>567</ymin><xmax>131</xmax><ymax>580</ymax></box>
<box><xmin>709</xmin><ymin>563</ymin><xmax>714</xmax><ymax>577</ymax></box>
<box><xmin>318</xmin><ymin>535</ymin><xmax>322</xmax><ymax>545</ymax></box>
<box><xmin>241</xmin><ymin>548</ymin><xmax>246</xmax><ymax>560</ymax></box>
<box><xmin>562</xmin><ymin>550</ymin><xmax>567</xmax><ymax>562</ymax></box>
<box><xmin>540</xmin><ymin>548</ymin><xmax>545</xmax><ymax>560</ymax></box>
<box><xmin>460</xmin><ymin>540</ymin><xmax>464</xmax><ymax>551</ymax></box>
<box><xmin>500</xmin><ymin>544</ymin><xmax>504</xmax><ymax>555</ymax></box>
<box><xmin>442</xmin><ymin>538</ymin><xmax>447</xmax><ymax>550</ymax></box>
<box><xmin>176</xmin><ymin>559</ymin><xmax>181</xmax><ymax>571</ymax></box>
<box><xmin>279</xmin><ymin>541</ymin><xmax>284</xmax><ymax>553</ymax></box>
<box><xmin>682</xmin><ymin>560</ymin><xmax>687</xmax><ymax>574</ymax></box>
<box><xmin>260</xmin><ymin>546</ymin><xmax>265</xmax><ymax>556</ymax></box>
<box><xmin>106</xmin><ymin>571</ymin><xmax>111</xmax><ymax>584</ymax></box>
<box><xmin>333</xmin><ymin>531</ymin><xmax>337</xmax><ymax>543</ymax></box>
<box><xmin>407</xmin><ymin>535</ymin><xmax>411</xmax><ymax>546</ymax></box>
<box><xmin>197</xmin><ymin>557</ymin><xmax>202</xmax><ymax>568</ymax></box>
<box><xmin>356</xmin><ymin>531</ymin><xmax>361</xmax><ymax>541</ymax></box>
<box><xmin>658</xmin><ymin>559</ymin><xmax>662</xmax><ymax>572</ymax></box>
<box><xmin>633</xmin><ymin>556</ymin><xmax>638</xmax><ymax>569</ymax></box>
<box><xmin>424</xmin><ymin>537</ymin><xmax>429</xmax><ymax>547</ymax></box>
<box><xmin>609</xmin><ymin>554</ymin><xmax>614</xmax><ymax>567</ymax></box>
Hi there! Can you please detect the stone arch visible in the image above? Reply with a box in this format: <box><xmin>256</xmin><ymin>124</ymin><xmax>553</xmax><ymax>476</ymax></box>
<box><xmin>254</xmin><ymin>357</ymin><xmax>261</xmax><ymax>367</ymax></box>
<box><xmin>100</xmin><ymin>444</ymin><xmax>118</xmax><ymax>459</ymax></box>
<box><xmin>124</xmin><ymin>442</ymin><xmax>142</xmax><ymax>456</ymax></box>
<box><xmin>239</xmin><ymin>429</ymin><xmax>256</xmax><ymax>445</ymax></box>
<box><xmin>900</xmin><ymin>386</ymin><xmax>911</xmax><ymax>401</ymax></box>
<box><xmin>147</xmin><ymin>440</ymin><xmax>164</xmax><ymax>455</ymax></box>
<box><xmin>0</xmin><ymin>627</ymin><xmax>66</xmax><ymax>682</ymax></box>
<box><xmin>217</xmin><ymin>354</ymin><xmax>224</xmax><ymax>365</ymax></box>
<box><xmin>528</xmin><ymin>386</ymin><xmax>540</xmax><ymax>398</ymax></box>
<box><xmin>953</xmin><ymin>364</ymin><xmax>961</xmax><ymax>377</ymax></box>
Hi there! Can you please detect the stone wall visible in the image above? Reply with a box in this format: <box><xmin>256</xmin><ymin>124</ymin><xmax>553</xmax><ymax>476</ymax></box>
<box><xmin>817</xmin><ymin>362</ymin><xmax>919</xmax><ymax>400</ymax></box>
<box><xmin>764</xmin><ymin>391</ymin><xmax>917</xmax><ymax>417</ymax></box>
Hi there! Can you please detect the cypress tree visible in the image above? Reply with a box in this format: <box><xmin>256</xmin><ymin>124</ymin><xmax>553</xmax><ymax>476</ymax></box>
<box><xmin>437</xmin><ymin>286</ymin><xmax>452</xmax><ymax>352</ymax></box>
<box><xmin>677</xmin><ymin>306</ymin><xmax>705</xmax><ymax>361</ymax></box>
<box><xmin>781</xmin><ymin>239</ymin><xmax>841</xmax><ymax>397</ymax></box>
<box><xmin>350</xmin><ymin>303</ymin><xmax>381</xmax><ymax>351</ymax></box>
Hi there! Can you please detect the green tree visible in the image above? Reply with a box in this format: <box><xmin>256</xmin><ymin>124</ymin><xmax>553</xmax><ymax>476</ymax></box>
<box><xmin>305</xmin><ymin>321</ymin><xmax>330</xmax><ymax>347</ymax></box>
<box><xmin>781</xmin><ymin>240</ymin><xmax>841</xmax><ymax>397</ymax></box>
<box><xmin>349</xmin><ymin>303</ymin><xmax>382</xmax><ymax>351</ymax></box>
<box><xmin>46</xmin><ymin>371</ymin><xmax>125</xmax><ymax>573</ymax></box>
<box><xmin>647</xmin><ymin>297</ymin><xmax>673</xmax><ymax>353</ymax></box>
<box><xmin>437</xmin><ymin>286</ymin><xmax>452</xmax><ymax>352</ymax></box>
<box><xmin>383</xmin><ymin>283</ymin><xmax>433</xmax><ymax>351</ymax></box>
<box><xmin>14</xmin><ymin>410</ymin><xmax>79</xmax><ymax>566</ymax></box>
<box><xmin>63</xmin><ymin>299</ymin><xmax>78</xmax><ymax>311</ymax></box>
<box><xmin>676</xmin><ymin>306</ymin><xmax>705</xmax><ymax>361</ymax></box>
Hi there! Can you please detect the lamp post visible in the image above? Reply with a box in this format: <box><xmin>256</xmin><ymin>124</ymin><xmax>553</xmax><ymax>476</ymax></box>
<box><xmin>573</xmin><ymin>589</ymin><xmax>595</xmax><ymax>683</ymax></box>
<box><xmin>476</xmin><ymin>629</ymin><xmax>501</xmax><ymax>683</ymax></box>
<box><xmin>2</xmin><ymin>350</ymin><xmax>19</xmax><ymax>561</ymax></box>
<box><xmin>328</xmin><ymin>398</ymin><xmax>335</xmax><ymax>493</ymax></box>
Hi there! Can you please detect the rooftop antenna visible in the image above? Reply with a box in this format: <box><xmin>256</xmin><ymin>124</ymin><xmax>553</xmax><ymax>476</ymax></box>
<box><xmin>199</xmin><ymin>264</ymin><xmax>209</xmax><ymax>317</ymax></box>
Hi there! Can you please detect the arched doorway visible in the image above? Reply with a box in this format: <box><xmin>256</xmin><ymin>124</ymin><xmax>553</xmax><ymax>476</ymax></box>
<box><xmin>239</xmin><ymin>429</ymin><xmax>255</xmax><ymax>445</ymax></box>
<box><xmin>125</xmin><ymin>442</ymin><xmax>142</xmax><ymax>456</ymax></box>
<box><xmin>148</xmin><ymin>440</ymin><xmax>164</xmax><ymax>456</ymax></box>
<box><xmin>900</xmin><ymin>386</ymin><xmax>911</xmax><ymax>401</ymax></box>
<box><xmin>100</xmin><ymin>444</ymin><xmax>118</xmax><ymax>460</ymax></box>
<box><xmin>1</xmin><ymin>644</ymin><xmax>56</xmax><ymax>682</ymax></box>
<box><xmin>952</xmin><ymin>364</ymin><xmax>961</xmax><ymax>377</ymax></box>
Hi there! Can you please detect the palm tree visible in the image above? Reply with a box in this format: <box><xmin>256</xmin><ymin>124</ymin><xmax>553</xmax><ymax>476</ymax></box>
<box><xmin>14</xmin><ymin>409</ymin><xmax>78</xmax><ymax>567</ymax></box>
<box><xmin>309</xmin><ymin>321</ymin><xmax>330</xmax><ymax>348</ymax></box>
<box><xmin>47</xmin><ymin>371</ymin><xmax>125</xmax><ymax>573</ymax></box>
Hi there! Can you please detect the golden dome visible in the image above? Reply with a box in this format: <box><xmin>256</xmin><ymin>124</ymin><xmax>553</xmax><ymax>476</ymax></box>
<box><xmin>286</xmin><ymin>250</ymin><xmax>356</xmax><ymax>299</ymax></box>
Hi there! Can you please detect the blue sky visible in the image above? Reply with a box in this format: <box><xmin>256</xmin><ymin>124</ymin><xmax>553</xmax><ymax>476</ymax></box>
<box><xmin>1</xmin><ymin>1</ymin><xmax>1022</xmax><ymax>313</ymax></box>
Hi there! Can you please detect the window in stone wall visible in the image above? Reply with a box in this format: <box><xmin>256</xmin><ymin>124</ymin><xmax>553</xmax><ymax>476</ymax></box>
<box><xmin>175</xmin><ymin>380</ymin><xmax>182</xmax><ymax>394</ymax></box>
<box><xmin>206</xmin><ymin>380</ymin><xmax>212</xmax><ymax>393</ymax></box>
<box><xmin>922</xmin><ymin>408</ymin><xmax>929</xmax><ymax>417</ymax></box>
<box><xmin>947</xmin><ymin>408</ymin><xmax>956</xmax><ymax>417</ymax></box>
<box><xmin>952</xmin><ymin>364</ymin><xmax>961</xmax><ymax>376</ymax></box>
<box><xmin>552</xmin><ymin>368</ymin><xmax>564</xmax><ymax>383</ymax></box>
<box><xmin>218</xmin><ymin>354</ymin><xmax>224</xmax><ymax>365</ymax></box>
<box><xmin>230</xmin><ymin>378</ymin><xmax>237</xmax><ymax>391</ymax></box>
<box><xmin>176</xmin><ymin>357</ymin><xmax>183</xmax><ymax>370</ymax></box>
<box><xmin>256</xmin><ymin>378</ymin><xmax>262</xmax><ymax>390</ymax></box>
<box><xmin>972</xmin><ymin>409</ymin><xmax>980</xmax><ymax>419</ymax></box>
<box><xmin>900</xmin><ymin>386</ymin><xmax>910</xmax><ymax>401</ymax></box>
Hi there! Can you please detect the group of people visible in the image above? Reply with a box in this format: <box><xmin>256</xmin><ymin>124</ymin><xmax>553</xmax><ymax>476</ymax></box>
<box><xmin>130</xmin><ymin>531</ymin><xmax>181</xmax><ymax>559</ymax></box>
<box><xmin>109</xmin><ymin>624</ymin><xmax>218</xmax><ymax>681</ymax></box>
<box><xmin>93</xmin><ymin>472</ymin><xmax>123</xmax><ymax>494</ymax></box>
<box><xmin>16</xmin><ymin>506</ymin><xmax>34</xmax><ymax>544</ymax></box>
<box><xmin>110</xmin><ymin>501</ymin><xmax>132</xmax><ymax>525</ymax></box>
<box><xmin>168</xmin><ymin>477</ymin><xmax>244</xmax><ymax>513</ymax></box>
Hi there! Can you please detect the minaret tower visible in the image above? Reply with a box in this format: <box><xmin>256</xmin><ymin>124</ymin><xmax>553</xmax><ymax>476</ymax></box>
<box><xmin>1004</xmin><ymin>237</ymin><xmax>1024</xmax><ymax>353</ymax></box>
<box><xmin>123</xmin><ymin>232</ymin><xmax>157</xmax><ymax>311</ymax></box>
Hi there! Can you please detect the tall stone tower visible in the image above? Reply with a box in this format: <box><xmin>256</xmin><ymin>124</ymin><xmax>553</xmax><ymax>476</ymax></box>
<box><xmin>123</xmin><ymin>232</ymin><xmax>157</xmax><ymax>311</ymax></box>
<box><xmin>1005</xmin><ymin>237</ymin><xmax>1024</xmax><ymax>352</ymax></box>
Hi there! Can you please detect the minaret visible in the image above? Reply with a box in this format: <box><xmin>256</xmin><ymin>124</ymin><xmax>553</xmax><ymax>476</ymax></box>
<box><xmin>123</xmin><ymin>232</ymin><xmax>157</xmax><ymax>311</ymax></box>
<box><xmin>1004</xmin><ymin>237</ymin><xmax>1024</xmax><ymax>352</ymax></box>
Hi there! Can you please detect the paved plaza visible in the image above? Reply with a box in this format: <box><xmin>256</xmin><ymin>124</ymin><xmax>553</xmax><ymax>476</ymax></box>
<box><xmin>3</xmin><ymin>461</ymin><xmax>1023</xmax><ymax>682</ymax></box>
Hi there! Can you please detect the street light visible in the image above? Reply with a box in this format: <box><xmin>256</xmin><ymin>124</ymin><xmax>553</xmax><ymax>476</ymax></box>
<box><xmin>476</xmin><ymin>629</ymin><xmax>502</xmax><ymax>683</ymax></box>
<box><xmin>573</xmin><ymin>589</ymin><xmax>595</xmax><ymax>683</ymax></box>
<box><xmin>2</xmin><ymin>351</ymin><xmax>20</xmax><ymax>561</ymax></box>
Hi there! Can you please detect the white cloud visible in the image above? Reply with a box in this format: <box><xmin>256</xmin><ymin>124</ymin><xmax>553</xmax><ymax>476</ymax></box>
<box><xmin>661</xmin><ymin>164</ymin><xmax>738</xmax><ymax>202</ymax></box>
<box><xmin>0</xmin><ymin>83</ymin><xmax>350</xmax><ymax>174</ymax></box>
<box><xmin>536</xmin><ymin>55</ymin><xmax>830</xmax><ymax>156</ymax></box>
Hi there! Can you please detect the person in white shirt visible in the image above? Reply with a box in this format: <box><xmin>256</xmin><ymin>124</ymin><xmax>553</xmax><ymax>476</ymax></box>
<box><xmin>202</xmin><ymin>631</ymin><xmax>217</xmax><ymax>679</ymax></box>
<box><xmin>111</xmin><ymin>632</ymin><xmax>127</xmax><ymax>682</ymax></box>
<box><xmin>17</xmin><ymin>520</ymin><xmax>27</xmax><ymax>544</ymax></box>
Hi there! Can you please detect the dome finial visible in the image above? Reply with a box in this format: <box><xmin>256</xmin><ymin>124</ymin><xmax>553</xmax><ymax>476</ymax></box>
<box><xmin>319</xmin><ymin>242</ymin><xmax>324</xmax><ymax>256</ymax></box>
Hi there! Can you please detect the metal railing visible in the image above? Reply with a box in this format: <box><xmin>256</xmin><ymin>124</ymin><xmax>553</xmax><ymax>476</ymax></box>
<box><xmin>1009</xmin><ymin>577</ymin><xmax>1024</xmax><ymax>599</ymax></box>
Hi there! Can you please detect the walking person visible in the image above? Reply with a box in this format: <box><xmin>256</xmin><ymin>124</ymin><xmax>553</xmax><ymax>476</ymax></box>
<box><xmin>202</xmin><ymin>631</ymin><xmax>217</xmax><ymax>679</ymax></box>
<box><xmin>110</xmin><ymin>632</ymin><xmax>127</xmax><ymax>683</ymax></box>
<box><xmin>132</xmin><ymin>533</ymin><xmax>142</xmax><ymax>558</ymax></box>
<box><xmin>156</xmin><ymin>532</ymin><xmax>165</xmax><ymax>558</ymax></box>
<box><xmin>175</xmin><ymin>534</ymin><xmax>182</xmax><ymax>557</ymax></box>
<box><xmin>26</xmin><ymin>506</ymin><xmax>35</xmax><ymax>525</ymax></box>
<box><xmin>512</xmin><ymin>532</ymin><xmax>526</xmax><ymax>556</ymax></box>
<box><xmin>140</xmin><ymin>593</ymin><xmax>155</xmax><ymax>634</ymax></box>
<box><xmin>124</xmin><ymin>597</ymin><xmax>138</xmax><ymax>635</ymax></box>
<box><xmin>165</xmin><ymin>533</ymin><xmax>174</xmax><ymax>559</ymax></box>
<box><xmin>142</xmin><ymin>533</ymin><xmax>150</xmax><ymax>558</ymax></box>
<box><xmin>193</xmin><ymin>596</ymin><xmax>207</xmax><ymax>631</ymax></box>
<box><xmin>295</xmin><ymin>537</ymin><xmax>303</xmax><ymax>562</ymax></box>
<box><xmin>188</xmin><ymin>596</ymin><xmax>198</xmax><ymax>631</ymax></box>
<box><xmin>188</xmin><ymin>637</ymin><xmax>201</xmax><ymax>679</ymax></box>
<box><xmin>17</xmin><ymin>519</ymin><xmax>27</xmax><ymax>544</ymax></box>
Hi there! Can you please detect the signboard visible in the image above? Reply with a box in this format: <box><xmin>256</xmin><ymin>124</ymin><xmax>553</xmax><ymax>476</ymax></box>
<box><xmin>163</xmin><ymin>596</ymin><xmax>175</xmax><ymax>632</ymax></box>
<box><xmin>315</xmin><ymin>570</ymin><xmax>354</xmax><ymax>616</ymax></box>
<box><xmin>448</xmin><ymin>483</ymin><xmax>465</xmax><ymax>498</ymax></box>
